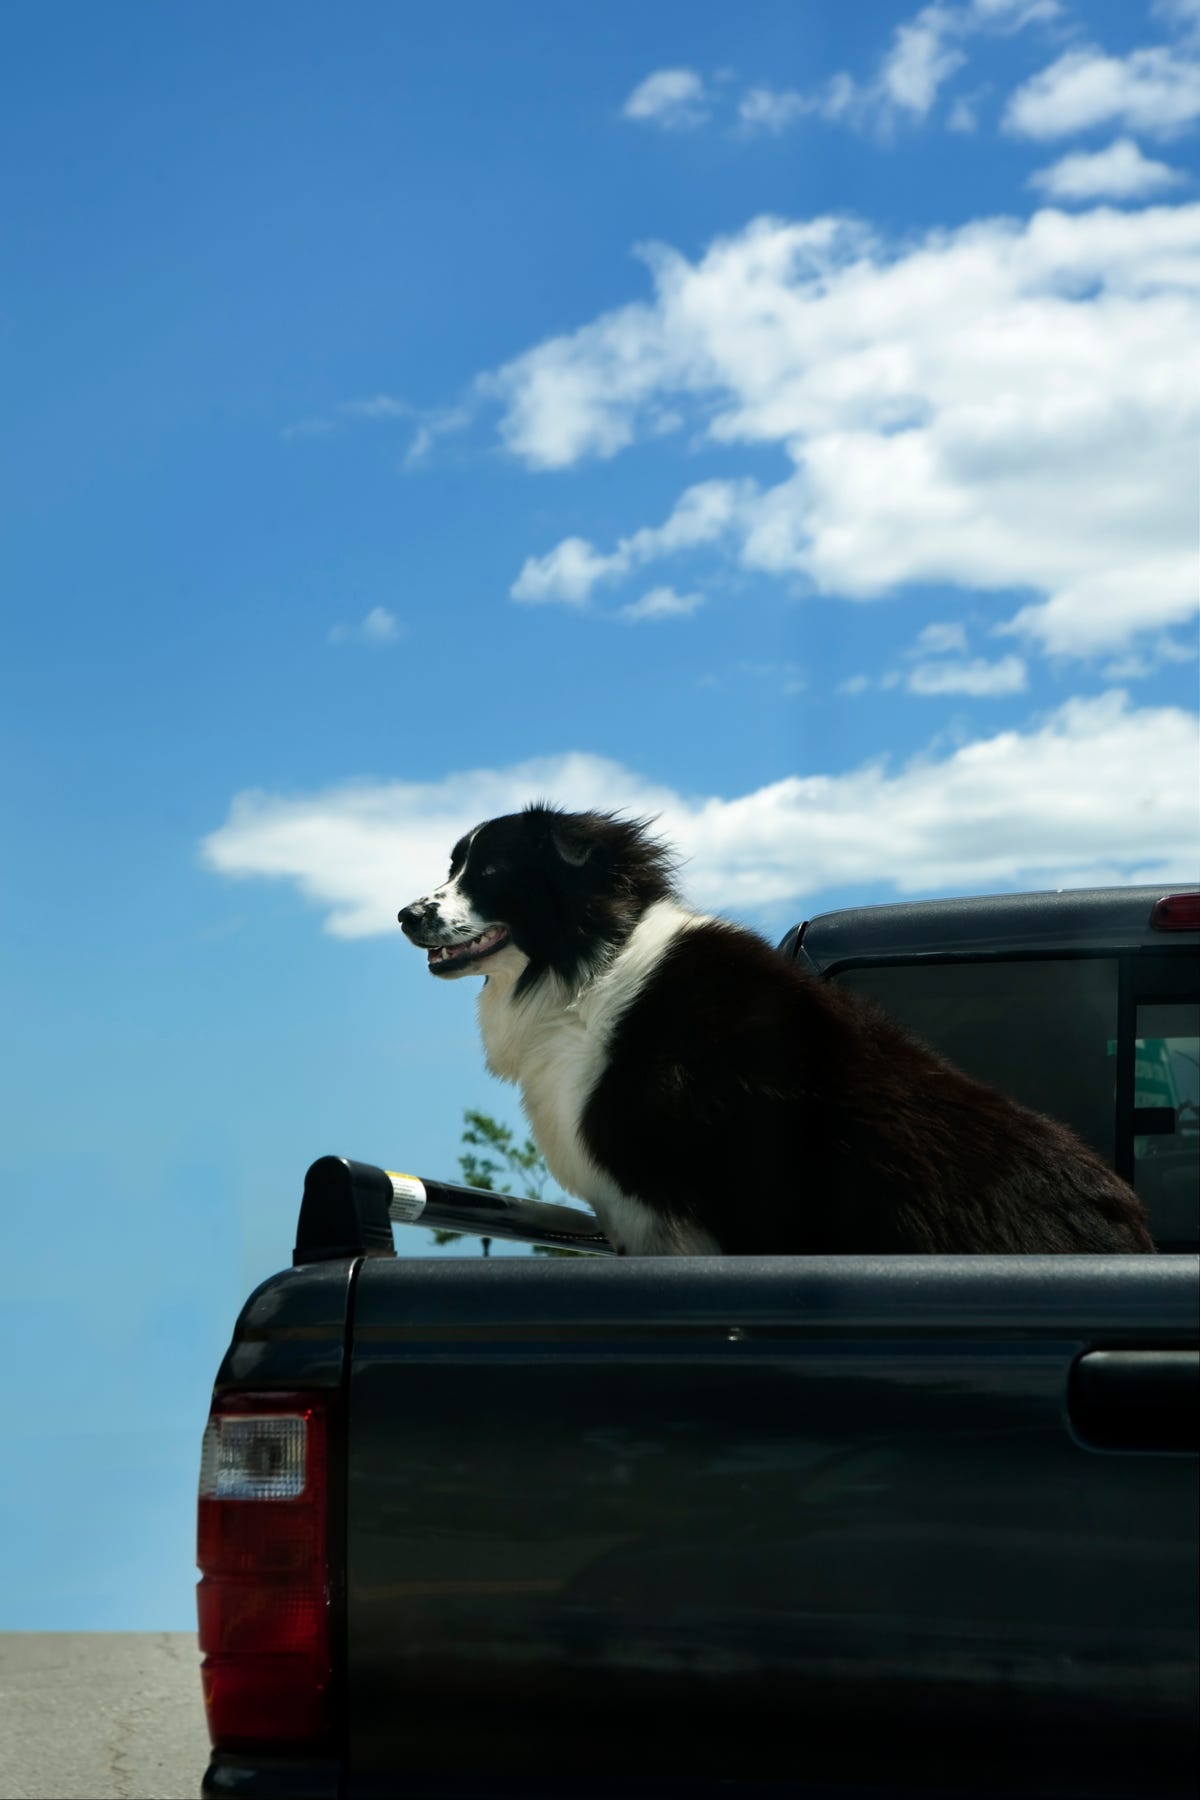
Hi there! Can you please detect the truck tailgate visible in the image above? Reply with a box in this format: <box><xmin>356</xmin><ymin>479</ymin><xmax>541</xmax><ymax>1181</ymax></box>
<box><xmin>345</xmin><ymin>1255</ymin><xmax>1199</xmax><ymax>1797</ymax></box>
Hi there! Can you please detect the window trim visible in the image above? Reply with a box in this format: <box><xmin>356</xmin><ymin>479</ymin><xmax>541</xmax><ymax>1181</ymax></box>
<box><xmin>1120</xmin><ymin>963</ymin><xmax>1200</xmax><ymax>1251</ymax></box>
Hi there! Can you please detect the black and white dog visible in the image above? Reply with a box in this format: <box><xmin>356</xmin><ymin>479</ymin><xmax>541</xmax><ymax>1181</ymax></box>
<box><xmin>398</xmin><ymin>804</ymin><xmax>1154</xmax><ymax>1255</ymax></box>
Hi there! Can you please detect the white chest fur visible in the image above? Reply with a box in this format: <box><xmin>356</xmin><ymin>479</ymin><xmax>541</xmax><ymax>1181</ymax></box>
<box><xmin>474</xmin><ymin>901</ymin><xmax>719</xmax><ymax>1254</ymax></box>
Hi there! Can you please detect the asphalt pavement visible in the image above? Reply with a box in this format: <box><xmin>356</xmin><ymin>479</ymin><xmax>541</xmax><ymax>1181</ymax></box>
<box><xmin>0</xmin><ymin>1633</ymin><xmax>209</xmax><ymax>1800</ymax></box>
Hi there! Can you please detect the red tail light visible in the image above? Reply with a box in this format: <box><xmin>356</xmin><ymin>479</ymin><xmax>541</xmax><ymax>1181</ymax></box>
<box><xmin>196</xmin><ymin>1391</ymin><xmax>333</xmax><ymax>1750</ymax></box>
<box><xmin>1150</xmin><ymin>892</ymin><xmax>1200</xmax><ymax>931</ymax></box>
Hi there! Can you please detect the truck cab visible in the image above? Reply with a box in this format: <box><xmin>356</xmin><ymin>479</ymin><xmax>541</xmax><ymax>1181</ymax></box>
<box><xmin>780</xmin><ymin>885</ymin><xmax>1200</xmax><ymax>1251</ymax></box>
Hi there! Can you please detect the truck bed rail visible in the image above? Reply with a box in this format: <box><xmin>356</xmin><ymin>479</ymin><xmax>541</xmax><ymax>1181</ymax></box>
<box><xmin>292</xmin><ymin>1154</ymin><xmax>613</xmax><ymax>1264</ymax></box>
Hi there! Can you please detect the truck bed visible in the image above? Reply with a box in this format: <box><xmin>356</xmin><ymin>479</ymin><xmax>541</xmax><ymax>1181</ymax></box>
<box><xmin>205</xmin><ymin>1249</ymin><xmax>1200</xmax><ymax>1799</ymax></box>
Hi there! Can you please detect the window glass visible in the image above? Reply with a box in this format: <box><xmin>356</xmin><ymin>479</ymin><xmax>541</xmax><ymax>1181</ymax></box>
<box><xmin>831</xmin><ymin>959</ymin><xmax>1119</xmax><ymax>1163</ymax></box>
<box><xmin>1132</xmin><ymin>1003</ymin><xmax>1200</xmax><ymax>1250</ymax></box>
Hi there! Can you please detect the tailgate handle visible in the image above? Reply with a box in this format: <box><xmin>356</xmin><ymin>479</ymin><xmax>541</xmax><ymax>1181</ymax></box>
<box><xmin>1069</xmin><ymin>1350</ymin><xmax>1199</xmax><ymax>1452</ymax></box>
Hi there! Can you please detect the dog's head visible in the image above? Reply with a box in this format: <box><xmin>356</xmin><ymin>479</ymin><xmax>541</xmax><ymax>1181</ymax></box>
<box><xmin>397</xmin><ymin>804</ymin><xmax>676</xmax><ymax>986</ymax></box>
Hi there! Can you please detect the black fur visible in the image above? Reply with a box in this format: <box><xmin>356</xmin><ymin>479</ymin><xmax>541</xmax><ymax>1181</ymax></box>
<box><xmin>584</xmin><ymin>917</ymin><xmax>1156</xmax><ymax>1253</ymax></box>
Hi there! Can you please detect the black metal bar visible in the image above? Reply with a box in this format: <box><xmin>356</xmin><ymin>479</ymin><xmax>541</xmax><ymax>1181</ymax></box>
<box><xmin>392</xmin><ymin>1173</ymin><xmax>613</xmax><ymax>1255</ymax></box>
<box><xmin>293</xmin><ymin>1156</ymin><xmax>614</xmax><ymax>1263</ymax></box>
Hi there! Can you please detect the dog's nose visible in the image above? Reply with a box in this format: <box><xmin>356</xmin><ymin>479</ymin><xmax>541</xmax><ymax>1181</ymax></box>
<box><xmin>397</xmin><ymin>901</ymin><xmax>426</xmax><ymax>936</ymax></box>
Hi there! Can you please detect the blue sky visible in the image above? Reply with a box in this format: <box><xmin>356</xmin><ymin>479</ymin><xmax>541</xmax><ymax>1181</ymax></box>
<box><xmin>1</xmin><ymin>0</ymin><xmax>1197</xmax><ymax>1630</ymax></box>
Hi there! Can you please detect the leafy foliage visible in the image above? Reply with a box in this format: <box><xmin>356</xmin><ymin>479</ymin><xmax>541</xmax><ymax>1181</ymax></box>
<box><xmin>429</xmin><ymin>1108</ymin><xmax>582</xmax><ymax>1256</ymax></box>
<box><xmin>459</xmin><ymin>1108</ymin><xmax>551</xmax><ymax>1201</ymax></box>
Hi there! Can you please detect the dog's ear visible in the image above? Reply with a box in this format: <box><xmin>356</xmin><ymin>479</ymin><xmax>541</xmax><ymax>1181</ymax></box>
<box><xmin>551</xmin><ymin>828</ymin><xmax>593</xmax><ymax>868</ymax></box>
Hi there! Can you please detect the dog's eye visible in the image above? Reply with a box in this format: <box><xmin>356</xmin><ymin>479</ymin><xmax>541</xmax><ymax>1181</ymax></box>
<box><xmin>478</xmin><ymin>864</ymin><xmax>497</xmax><ymax>878</ymax></box>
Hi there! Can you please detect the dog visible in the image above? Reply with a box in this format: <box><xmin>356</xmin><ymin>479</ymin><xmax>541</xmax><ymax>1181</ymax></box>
<box><xmin>398</xmin><ymin>804</ymin><xmax>1155</xmax><ymax>1255</ymax></box>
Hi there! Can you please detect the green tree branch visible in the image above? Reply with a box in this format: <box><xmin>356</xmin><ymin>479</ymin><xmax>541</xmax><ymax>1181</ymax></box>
<box><xmin>428</xmin><ymin>1108</ymin><xmax>582</xmax><ymax>1256</ymax></box>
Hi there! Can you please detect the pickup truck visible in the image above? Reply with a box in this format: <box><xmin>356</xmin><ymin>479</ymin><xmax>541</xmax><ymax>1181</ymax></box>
<box><xmin>196</xmin><ymin>885</ymin><xmax>1200</xmax><ymax>1800</ymax></box>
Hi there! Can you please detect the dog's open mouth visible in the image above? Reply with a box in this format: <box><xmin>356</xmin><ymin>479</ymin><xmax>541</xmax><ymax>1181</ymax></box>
<box><xmin>427</xmin><ymin>924</ymin><xmax>510</xmax><ymax>974</ymax></box>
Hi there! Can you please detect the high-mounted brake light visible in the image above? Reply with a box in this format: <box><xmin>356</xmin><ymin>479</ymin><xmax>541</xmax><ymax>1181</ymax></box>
<box><xmin>196</xmin><ymin>1391</ymin><xmax>332</xmax><ymax>1750</ymax></box>
<box><xmin>1150</xmin><ymin>892</ymin><xmax>1200</xmax><ymax>932</ymax></box>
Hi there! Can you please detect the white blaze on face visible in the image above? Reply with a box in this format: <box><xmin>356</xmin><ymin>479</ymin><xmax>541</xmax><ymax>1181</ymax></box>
<box><xmin>419</xmin><ymin>872</ymin><xmax>493</xmax><ymax>941</ymax></box>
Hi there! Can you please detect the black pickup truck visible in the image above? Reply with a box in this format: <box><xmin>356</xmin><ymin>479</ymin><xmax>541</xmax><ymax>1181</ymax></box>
<box><xmin>196</xmin><ymin>886</ymin><xmax>1200</xmax><ymax>1800</ymax></box>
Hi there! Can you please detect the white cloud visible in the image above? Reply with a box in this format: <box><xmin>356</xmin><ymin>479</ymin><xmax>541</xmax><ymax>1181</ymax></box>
<box><xmin>970</xmin><ymin>0</ymin><xmax>1061</xmax><ymax>21</ymax></box>
<box><xmin>623</xmin><ymin>68</ymin><xmax>709</xmax><ymax>130</ymax></box>
<box><xmin>999</xmin><ymin>552</ymin><xmax>1198</xmax><ymax>656</ymax></box>
<box><xmin>1030</xmin><ymin>137</ymin><xmax>1187</xmax><ymax>200</ymax></box>
<box><xmin>881</xmin><ymin>5</ymin><xmax>968</xmax><ymax>118</ymax></box>
<box><xmin>620</xmin><ymin>586</ymin><xmax>704</xmax><ymax>622</ymax></box>
<box><xmin>328</xmin><ymin>606</ymin><xmax>403</xmax><ymax>646</ymax></box>
<box><xmin>620</xmin><ymin>477</ymin><xmax>755</xmax><ymax>560</ymax></box>
<box><xmin>735</xmin><ymin>0</ymin><xmax>1058</xmax><ymax>137</ymax></box>
<box><xmin>361</xmin><ymin>606</ymin><xmax>401</xmax><ymax>643</ymax></box>
<box><xmin>340</xmin><ymin>394</ymin><xmax>473</xmax><ymax>469</ymax></box>
<box><xmin>948</xmin><ymin>88</ymin><xmax>988</xmax><ymax>130</ymax></box>
<box><xmin>1102</xmin><ymin>633</ymin><xmax>1198</xmax><ymax>679</ymax></box>
<box><xmin>283</xmin><ymin>393</ymin><xmax>474</xmax><ymax>467</ymax></box>
<box><xmin>1103</xmin><ymin>651</ymin><xmax>1155</xmax><ymax>680</ymax></box>
<box><xmin>510</xmin><ymin>536</ymin><xmax>625</xmax><ymax>607</ymax></box>
<box><xmin>913</xmin><ymin>620</ymin><xmax>970</xmax><ymax>654</ymax></box>
<box><xmin>481</xmin><ymin>296</ymin><xmax>671</xmax><ymax>470</ymax></box>
<box><xmin>401</xmin><ymin>405</ymin><xmax>474</xmax><ymax>470</ymax></box>
<box><xmin>818</xmin><ymin>72</ymin><xmax>862</xmax><ymax>123</ymax></box>
<box><xmin>874</xmin><ymin>623</ymin><xmax>1028</xmax><ymax>696</ymax></box>
<box><xmin>1005</xmin><ymin>43</ymin><xmax>1200</xmax><ymax>140</ymax></box>
<box><xmin>512</xmin><ymin>479</ymin><xmax>753</xmax><ymax>607</ymax></box>
<box><xmin>488</xmin><ymin>204</ymin><xmax>1200</xmax><ymax>656</ymax></box>
<box><xmin>1155</xmin><ymin>0</ymin><xmax>1200</xmax><ymax>45</ymax></box>
<box><xmin>906</xmin><ymin>653</ymin><xmax>1028</xmax><ymax>694</ymax></box>
<box><xmin>343</xmin><ymin>394</ymin><xmax>411</xmax><ymax>420</ymax></box>
<box><xmin>739</xmin><ymin>87</ymin><xmax>810</xmax><ymax>134</ymax></box>
<box><xmin>202</xmin><ymin>692</ymin><xmax>1199</xmax><ymax>936</ymax></box>
<box><xmin>623</xmin><ymin>0</ymin><xmax>1061</xmax><ymax>145</ymax></box>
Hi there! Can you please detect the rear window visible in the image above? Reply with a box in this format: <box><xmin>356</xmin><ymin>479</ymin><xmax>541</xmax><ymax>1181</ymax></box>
<box><xmin>832</xmin><ymin>958</ymin><xmax>1118</xmax><ymax>1164</ymax></box>
<box><xmin>829</xmin><ymin>956</ymin><xmax>1198</xmax><ymax>1251</ymax></box>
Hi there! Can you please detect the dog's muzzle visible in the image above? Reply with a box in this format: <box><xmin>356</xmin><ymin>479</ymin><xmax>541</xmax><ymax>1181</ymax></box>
<box><xmin>398</xmin><ymin>900</ymin><xmax>511</xmax><ymax>975</ymax></box>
